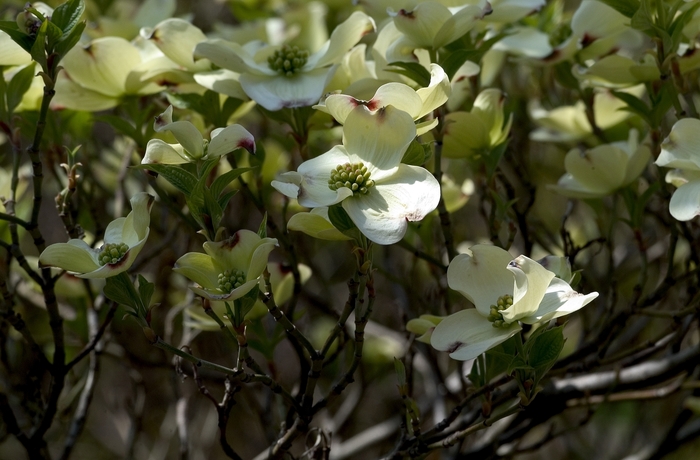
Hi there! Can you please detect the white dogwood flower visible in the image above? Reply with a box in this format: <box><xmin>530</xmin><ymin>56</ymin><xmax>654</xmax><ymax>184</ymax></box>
<box><xmin>193</xmin><ymin>12</ymin><xmax>375</xmax><ymax>111</ymax></box>
<box><xmin>272</xmin><ymin>105</ymin><xmax>440</xmax><ymax>245</ymax></box>
<box><xmin>431</xmin><ymin>245</ymin><xmax>598</xmax><ymax>361</ymax></box>
<box><xmin>656</xmin><ymin>118</ymin><xmax>700</xmax><ymax>221</ymax></box>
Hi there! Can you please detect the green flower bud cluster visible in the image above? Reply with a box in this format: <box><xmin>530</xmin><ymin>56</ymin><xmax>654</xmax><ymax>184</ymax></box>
<box><xmin>487</xmin><ymin>294</ymin><xmax>513</xmax><ymax>328</ymax></box>
<box><xmin>328</xmin><ymin>162</ymin><xmax>374</xmax><ymax>195</ymax></box>
<box><xmin>98</xmin><ymin>243</ymin><xmax>130</xmax><ymax>266</ymax></box>
<box><xmin>218</xmin><ymin>269</ymin><xmax>246</xmax><ymax>293</ymax></box>
<box><xmin>268</xmin><ymin>45</ymin><xmax>309</xmax><ymax>77</ymax></box>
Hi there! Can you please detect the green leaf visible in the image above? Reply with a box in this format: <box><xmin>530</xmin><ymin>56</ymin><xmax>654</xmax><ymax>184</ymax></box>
<box><xmin>137</xmin><ymin>275</ymin><xmax>155</xmax><ymax>309</ymax></box>
<box><xmin>51</xmin><ymin>0</ymin><xmax>85</xmax><ymax>36</ymax></box>
<box><xmin>210</xmin><ymin>167</ymin><xmax>253</xmax><ymax>199</ymax></box>
<box><xmin>385</xmin><ymin>61</ymin><xmax>431</xmax><ymax>87</ymax></box>
<box><xmin>135</xmin><ymin>164</ymin><xmax>198</xmax><ymax>195</ymax></box>
<box><xmin>327</xmin><ymin>204</ymin><xmax>356</xmax><ymax>233</ymax></box>
<box><xmin>597</xmin><ymin>0</ymin><xmax>640</xmax><ymax>18</ymax></box>
<box><xmin>54</xmin><ymin>20</ymin><xmax>85</xmax><ymax>61</ymax></box>
<box><xmin>484</xmin><ymin>338</ymin><xmax>518</xmax><ymax>382</ymax></box>
<box><xmin>202</xmin><ymin>187</ymin><xmax>223</xmax><ymax>231</ymax></box>
<box><xmin>96</xmin><ymin>114</ymin><xmax>139</xmax><ymax>141</ymax></box>
<box><xmin>237</xmin><ymin>288</ymin><xmax>260</xmax><ymax>320</ymax></box>
<box><xmin>393</xmin><ymin>357</ymin><xmax>407</xmax><ymax>387</ymax></box>
<box><xmin>7</xmin><ymin>63</ymin><xmax>37</xmax><ymax>114</ymax></box>
<box><xmin>217</xmin><ymin>190</ymin><xmax>238</xmax><ymax>210</ymax></box>
<box><xmin>611</xmin><ymin>91</ymin><xmax>651</xmax><ymax>126</ymax></box>
<box><xmin>166</xmin><ymin>92</ymin><xmax>204</xmax><ymax>112</ymax></box>
<box><xmin>484</xmin><ymin>141</ymin><xmax>508</xmax><ymax>177</ymax></box>
<box><xmin>552</xmin><ymin>62</ymin><xmax>580</xmax><ymax>91</ymax></box>
<box><xmin>669</xmin><ymin>2</ymin><xmax>700</xmax><ymax>51</ymax></box>
<box><xmin>528</xmin><ymin>325</ymin><xmax>565</xmax><ymax>382</ymax></box>
<box><xmin>401</xmin><ymin>140</ymin><xmax>431</xmax><ymax>166</ymax></box>
<box><xmin>0</xmin><ymin>21</ymin><xmax>34</xmax><ymax>53</ymax></box>
<box><xmin>221</xmin><ymin>96</ymin><xmax>244</xmax><ymax>122</ymax></box>
<box><xmin>257</xmin><ymin>213</ymin><xmax>267</xmax><ymax>239</ymax></box>
<box><xmin>29</xmin><ymin>21</ymin><xmax>48</xmax><ymax>70</ymax></box>
<box><xmin>650</xmin><ymin>83</ymin><xmax>675</xmax><ymax>128</ymax></box>
<box><xmin>439</xmin><ymin>49</ymin><xmax>480</xmax><ymax>80</ymax></box>
<box><xmin>104</xmin><ymin>276</ymin><xmax>138</xmax><ymax>311</ymax></box>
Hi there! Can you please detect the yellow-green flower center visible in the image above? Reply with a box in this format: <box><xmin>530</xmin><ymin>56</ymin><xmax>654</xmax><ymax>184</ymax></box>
<box><xmin>328</xmin><ymin>162</ymin><xmax>374</xmax><ymax>195</ymax></box>
<box><xmin>218</xmin><ymin>269</ymin><xmax>246</xmax><ymax>293</ymax></box>
<box><xmin>487</xmin><ymin>294</ymin><xmax>513</xmax><ymax>328</ymax></box>
<box><xmin>98</xmin><ymin>243</ymin><xmax>130</xmax><ymax>266</ymax></box>
<box><xmin>267</xmin><ymin>45</ymin><xmax>310</xmax><ymax>77</ymax></box>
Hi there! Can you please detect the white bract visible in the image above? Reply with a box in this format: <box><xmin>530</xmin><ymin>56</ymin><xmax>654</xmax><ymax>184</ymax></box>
<box><xmin>656</xmin><ymin>118</ymin><xmax>700</xmax><ymax>221</ymax></box>
<box><xmin>431</xmin><ymin>245</ymin><xmax>598</xmax><ymax>361</ymax></box>
<box><xmin>316</xmin><ymin>63</ymin><xmax>450</xmax><ymax>135</ymax></box>
<box><xmin>142</xmin><ymin>105</ymin><xmax>255</xmax><ymax>164</ymax></box>
<box><xmin>271</xmin><ymin>105</ymin><xmax>440</xmax><ymax>245</ymax></box>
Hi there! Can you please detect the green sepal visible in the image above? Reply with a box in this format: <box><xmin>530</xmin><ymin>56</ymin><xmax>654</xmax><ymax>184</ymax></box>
<box><xmin>7</xmin><ymin>63</ymin><xmax>37</xmax><ymax>114</ymax></box>
<box><xmin>385</xmin><ymin>61</ymin><xmax>431</xmax><ymax>87</ymax></box>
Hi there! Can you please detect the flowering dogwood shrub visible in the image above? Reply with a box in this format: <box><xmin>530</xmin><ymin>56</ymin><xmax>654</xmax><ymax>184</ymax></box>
<box><xmin>2</xmin><ymin>0</ymin><xmax>700</xmax><ymax>459</ymax></box>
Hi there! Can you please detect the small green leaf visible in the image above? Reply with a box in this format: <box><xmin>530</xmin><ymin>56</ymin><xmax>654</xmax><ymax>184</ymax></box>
<box><xmin>202</xmin><ymin>187</ymin><xmax>223</xmax><ymax>230</ymax></box>
<box><xmin>217</xmin><ymin>190</ymin><xmax>238</xmax><ymax>210</ymax></box>
<box><xmin>238</xmin><ymin>288</ymin><xmax>260</xmax><ymax>320</ymax></box>
<box><xmin>394</xmin><ymin>357</ymin><xmax>407</xmax><ymax>387</ymax></box>
<box><xmin>257</xmin><ymin>213</ymin><xmax>268</xmax><ymax>239</ymax></box>
<box><xmin>166</xmin><ymin>92</ymin><xmax>204</xmax><ymax>112</ymax></box>
<box><xmin>611</xmin><ymin>91</ymin><xmax>652</xmax><ymax>126</ymax></box>
<box><xmin>7</xmin><ymin>63</ymin><xmax>37</xmax><ymax>114</ymax></box>
<box><xmin>104</xmin><ymin>276</ymin><xmax>138</xmax><ymax>311</ymax></box>
<box><xmin>327</xmin><ymin>205</ymin><xmax>356</xmax><ymax>233</ymax></box>
<box><xmin>96</xmin><ymin>114</ymin><xmax>139</xmax><ymax>140</ymax></box>
<box><xmin>439</xmin><ymin>49</ymin><xmax>480</xmax><ymax>80</ymax></box>
<box><xmin>631</xmin><ymin>0</ymin><xmax>655</xmax><ymax>34</ymax></box>
<box><xmin>135</xmin><ymin>164</ymin><xmax>198</xmax><ymax>195</ymax></box>
<box><xmin>552</xmin><ymin>62</ymin><xmax>580</xmax><ymax>91</ymax></box>
<box><xmin>29</xmin><ymin>21</ymin><xmax>48</xmax><ymax>70</ymax></box>
<box><xmin>401</xmin><ymin>140</ymin><xmax>431</xmax><ymax>166</ymax></box>
<box><xmin>386</xmin><ymin>61</ymin><xmax>431</xmax><ymax>87</ymax></box>
<box><xmin>0</xmin><ymin>20</ymin><xmax>34</xmax><ymax>53</ymax></box>
<box><xmin>484</xmin><ymin>337</ymin><xmax>518</xmax><ymax>381</ymax></box>
<box><xmin>137</xmin><ymin>275</ymin><xmax>155</xmax><ymax>309</ymax></box>
<box><xmin>210</xmin><ymin>167</ymin><xmax>253</xmax><ymax>199</ymax></box>
<box><xmin>51</xmin><ymin>0</ymin><xmax>85</xmax><ymax>36</ymax></box>
<box><xmin>528</xmin><ymin>325</ymin><xmax>565</xmax><ymax>382</ymax></box>
<box><xmin>54</xmin><ymin>20</ymin><xmax>85</xmax><ymax>61</ymax></box>
<box><xmin>597</xmin><ymin>0</ymin><xmax>640</xmax><ymax>18</ymax></box>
